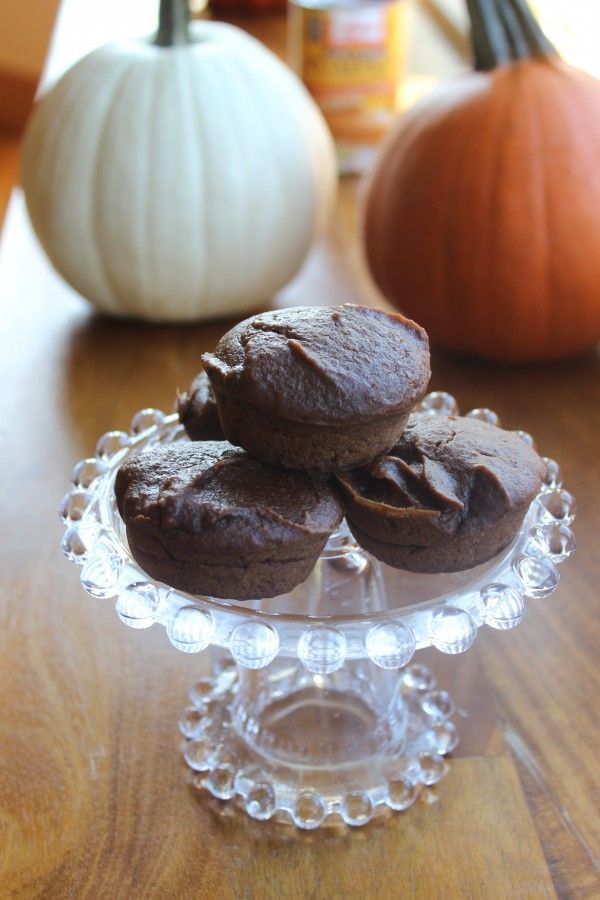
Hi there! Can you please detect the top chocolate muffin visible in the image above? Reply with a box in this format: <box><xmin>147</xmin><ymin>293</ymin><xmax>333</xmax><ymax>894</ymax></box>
<box><xmin>202</xmin><ymin>304</ymin><xmax>430</xmax><ymax>472</ymax></box>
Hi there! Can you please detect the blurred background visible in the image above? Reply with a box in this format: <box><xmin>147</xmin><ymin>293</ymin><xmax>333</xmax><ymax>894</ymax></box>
<box><xmin>1</xmin><ymin>0</ymin><xmax>599</xmax><ymax>193</ymax></box>
<box><xmin>1</xmin><ymin>1</ymin><xmax>598</xmax><ymax>129</ymax></box>
<box><xmin>1</xmin><ymin>0</ymin><xmax>599</xmax><ymax>134</ymax></box>
<box><xmin>3</xmin><ymin>0</ymin><xmax>600</xmax><ymax>350</ymax></box>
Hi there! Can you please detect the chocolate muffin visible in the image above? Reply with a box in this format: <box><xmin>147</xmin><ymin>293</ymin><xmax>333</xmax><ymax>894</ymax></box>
<box><xmin>115</xmin><ymin>441</ymin><xmax>343</xmax><ymax>599</ymax></box>
<box><xmin>201</xmin><ymin>304</ymin><xmax>430</xmax><ymax>473</ymax></box>
<box><xmin>336</xmin><ymin>415</ymin><xmax>544</xmax><ymax>573</ymax></box>
<box><xmin>177</xmin><ymin>371</ymin><xmax>224</xmax><ymax>441</ymax></box>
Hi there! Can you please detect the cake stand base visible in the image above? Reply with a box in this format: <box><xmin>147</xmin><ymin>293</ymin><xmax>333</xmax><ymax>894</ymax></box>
<box><xmin>180</xmin><ymin>657</ymin><xmax>458</xmax><ymax>829</ymax></box>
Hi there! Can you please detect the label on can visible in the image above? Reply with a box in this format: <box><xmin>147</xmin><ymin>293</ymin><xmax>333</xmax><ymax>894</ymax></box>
<box><xmin>292</xmin><ymin>1</ymin><xmax>406</xmax><ymax>147</ymax></box>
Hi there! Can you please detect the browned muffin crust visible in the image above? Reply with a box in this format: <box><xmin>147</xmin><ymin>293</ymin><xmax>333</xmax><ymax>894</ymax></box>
<box><xmin>336</xmin><ymin>415</ymin><xmax>545</xmax><ymax>573</ymax></box>
<box><xmin>177</xmin><ymin>371</ymin><xmax>224</xmax><ymax>441</ymax></box>
<box><xmin>202</xmin><ymin>304</ymin><xmax>430</xmax><ymax>472</ymax></box>
<box><xmin>115</xmin><ymin>441</ymin><xmax>343</xmax><ymax>599</ymax></box>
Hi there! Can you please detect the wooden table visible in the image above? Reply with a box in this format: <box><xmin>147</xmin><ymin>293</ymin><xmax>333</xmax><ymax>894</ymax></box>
<box><xmin>1</xmin><ymin>4</ymin><xmax>598</xmax><ymax>898</ymax></box>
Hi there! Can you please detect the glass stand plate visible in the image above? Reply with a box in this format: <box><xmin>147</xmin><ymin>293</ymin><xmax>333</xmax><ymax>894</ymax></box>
<box><xmin>59</xmin><ymin>392</ymin><xmax>576</xmax><ymax>829</ymax></box>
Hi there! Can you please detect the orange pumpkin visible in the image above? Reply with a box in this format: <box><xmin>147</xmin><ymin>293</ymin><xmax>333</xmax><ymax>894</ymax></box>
<box><xmin>363</xmin><ymin>0</ymin><xmax>600</xmax><ymax>362</ymax></box>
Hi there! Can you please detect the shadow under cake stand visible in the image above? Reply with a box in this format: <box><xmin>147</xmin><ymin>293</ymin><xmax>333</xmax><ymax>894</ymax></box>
<box><xmin>59</xmin><ymin>392</ymin><xmax>576</xmax><ymax>829</ymax></box>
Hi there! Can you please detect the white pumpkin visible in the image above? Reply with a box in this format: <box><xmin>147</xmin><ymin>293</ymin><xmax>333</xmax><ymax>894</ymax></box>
<box><xmin>22</xmin><ymin>1</ymin><xmax>337</xmax><ymax>321</ymax></box>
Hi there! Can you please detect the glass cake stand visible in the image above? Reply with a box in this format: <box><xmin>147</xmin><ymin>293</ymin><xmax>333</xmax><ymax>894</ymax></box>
<box><xmin>59</xmin><ymin>392</ymin><xmax>576</xmax><ymax>829</ymax></box>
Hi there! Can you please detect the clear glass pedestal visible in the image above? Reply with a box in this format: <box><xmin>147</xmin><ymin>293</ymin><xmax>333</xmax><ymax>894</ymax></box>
<box><xmin>59</xmin><ymin>392</ymin><xmax>576</xmax><ymax>828</ymax></box>
<box><xmin>180</xmin><ymin>649</ymin><xmax>454</xmax><ymax>827</ymax></box>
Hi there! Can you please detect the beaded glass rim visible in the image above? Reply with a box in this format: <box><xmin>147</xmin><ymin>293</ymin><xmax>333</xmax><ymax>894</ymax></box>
<box><xmin>59</xmin><ymin>391</ymin><xmax>576</xmax><ymax>672</ymax></box>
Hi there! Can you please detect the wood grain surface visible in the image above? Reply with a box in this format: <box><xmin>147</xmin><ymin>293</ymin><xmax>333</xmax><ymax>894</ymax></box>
<box><xmin>0</xmin><ymin>4</ymin><xmax>599</xmax><ymax>899</ymax></box>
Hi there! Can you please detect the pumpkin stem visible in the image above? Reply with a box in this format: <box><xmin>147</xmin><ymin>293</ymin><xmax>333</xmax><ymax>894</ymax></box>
<box><xmin>155</xmin><ymin>0</ymin><xmax>191</xmax><ymax>47</ymax></box>
<box><xmin>466</xmin><ymin>0</ymin><xmax>556</xmax><ymax>70</ymax></box>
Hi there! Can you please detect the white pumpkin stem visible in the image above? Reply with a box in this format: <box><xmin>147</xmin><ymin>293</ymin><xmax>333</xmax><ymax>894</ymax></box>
<box><xmin>155</xmin><ymin>0</ymin><xmax>191</xmax><ymax>46</ymax></box>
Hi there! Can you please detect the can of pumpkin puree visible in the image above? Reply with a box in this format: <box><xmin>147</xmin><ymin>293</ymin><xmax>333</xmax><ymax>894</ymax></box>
<box><xmin>288</xmin><ymin>0</ymin><xmax>407</xmax><ymax>174</ymax></box>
